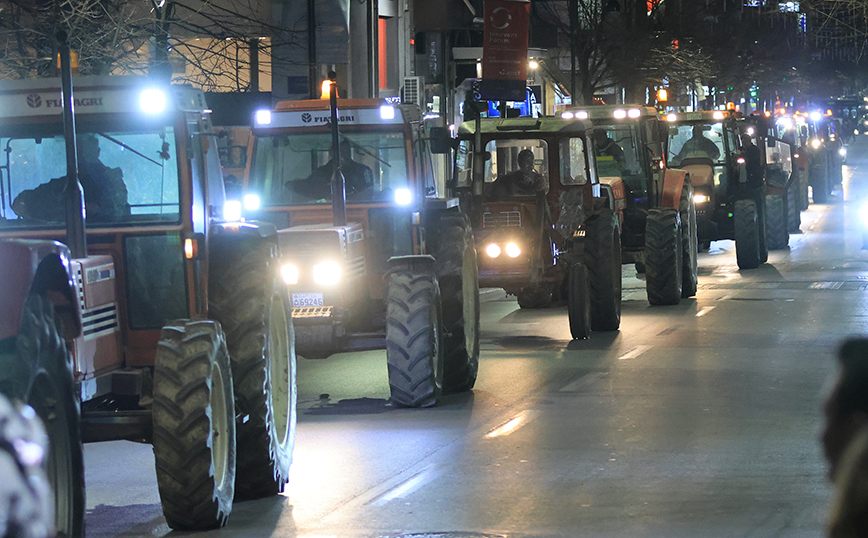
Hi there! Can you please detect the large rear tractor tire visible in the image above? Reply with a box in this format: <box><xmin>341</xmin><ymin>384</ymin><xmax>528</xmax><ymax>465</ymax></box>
<box><xmin>0</xmin><ymin>294</ymin><xmax>84</xmax><ymax>538</ymax></box>
<box><xmin>567</xmin><ymin>263</ymin><xmax>592</xmax><ymax>340</ymax></box>
<box><xmin>153</xmin><ymin>320</ymin><xmax>235</xmax><ymax>531</ymax></box>
<box><xmin>210</xmin><ymin>241</ymin><xmax>296</xmax><ymax>501</ymax></box>
<box><xmin>734</xmin><ymin>199</ymin><xmax>761</xmax><ymax>270</ymax></box>
<box><xmin>644</xmin><ymin>208</ymin><xmax>683</xmax><ymax>306</ymax></box>
<box><xmin>587</xmin><ymin>209</ymin><xmax>621</xmax><ymax>331</ymax></box>
<box><xmin>428</xmin><ymin>213</ymin><xmax>480</xmax><ymax>394</ymax></box>
<box><xmin>680</xmin><ymin>183</ymin><xmax>698</xmax><ymax>298</ymax></box>
<box><xmin>787</xmin><ymin>178</ymin><xmax>801</xmax><ymax>233</ymax></box>
<box><xmin>0</xmin><ymin>393</ymin><xmax>52</xmax><ymax>538</ymax></box>
<box><xmin>386</xmin><ymin>268</ymin><xmax>444</xmax><ymax>408</ymax></box>
<box><xmin>765</xmin><ymin>193</ymin><xmax>789</xmax><ymax>250</ymax></box>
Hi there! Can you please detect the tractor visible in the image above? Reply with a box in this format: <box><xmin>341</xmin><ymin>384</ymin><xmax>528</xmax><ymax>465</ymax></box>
<box><xmin>662</xmin><ymin>110</ymin><xmax>795</xmax><ymax>269</ymax></box>
<box><xmin>243</xmin><ymin>82</ymin><xmax>480</xmax><ymax>408</ymax></box>
<box><xmin>0</xmin><ymin>73</ymin><xmax>296</xmax><ymax>535</ymax></box>
<box><xmin>452</xmin><ymin>115</ymin><xmax>622</xmax><ymax>339</ymax></box>
<box><xmin>564</xmin><ymin>105</ymin><xmax>698</xmax><ymax>305</ymax></box>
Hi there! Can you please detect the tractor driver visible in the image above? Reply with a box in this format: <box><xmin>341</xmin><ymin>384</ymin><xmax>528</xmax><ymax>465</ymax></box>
<box><xmin>12</xmin><ymin>133</ymin><xmax>130</xmax><ymax>221</ymax></box>
<box><xmin>489</xmin><ymin>149</ymin><xmax>546</xmax><ymax>200</ymax></box>
<box><xmin>674</xmin><ymin>125</ymin><xmax>721</xmax><ymax>164</ymax></box>
<box><xmin>594</xmin><ymin>130</ymin><xmax>626</xmax><ymax>168</ymax></box>
<box><xmin>292</xmin><ymin>143</ymin><xmax>374</xmax><ymax>201</ymax></box>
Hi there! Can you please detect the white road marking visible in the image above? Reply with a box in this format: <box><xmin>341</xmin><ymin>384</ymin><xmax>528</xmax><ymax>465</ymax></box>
<box><xmin>484</xmin><ymin>410</ymin><xmax>538</xmax><ymax>438</ymax></box>
<box><xmin>617</xmin><ymin>345</ymin><xmax>652</xmax><ymax>360</ymax></box>
<box><xmin>371</xmin><ymin>466</ymin><xmax>438</xmax><ymax>506</ymax></box>
<box><xmin>696</xmin><ymin>306</ymin><xmax>715</xmax><ymax>317</ymax></box>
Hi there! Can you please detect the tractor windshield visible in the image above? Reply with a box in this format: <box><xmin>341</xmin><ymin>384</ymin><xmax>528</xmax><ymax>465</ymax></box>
<box><xmin>481</xmin><ymin>139</ymin><xmax>549</xmax><ymax>199</ymax></box>
<box><xmin>591</xmin><ymin>124</ymin><xmax>643</xmax><ymax>179</ymax></box>
<box><xmin>249</xmin><ymin>130</ymin><xmax>410</xmax><ymax>205</ymax></box>
<box><xmin>0</xmin><ymin>128</ymin><xmax>180</xmax><ymax>229</ymax></box>
<box><xmin>666</xmin><ymin>123</ymin><xmax>726</xmax><ymax>167</ymax></box>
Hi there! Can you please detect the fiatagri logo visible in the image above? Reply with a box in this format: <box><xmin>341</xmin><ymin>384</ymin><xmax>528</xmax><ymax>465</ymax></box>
<box><xmin>300</xmin><ymin>112</ymin><xmax>356</xmax><ymax>124</ymax></box>
<box><xmin>25</xmin><ymin>93</ymin><xmax>104</xmax><ymax>109</ymax></box>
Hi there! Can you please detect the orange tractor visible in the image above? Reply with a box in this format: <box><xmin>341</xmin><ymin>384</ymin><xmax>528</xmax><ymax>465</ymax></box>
<box><xmin>242</xmin><ymin>89</ymin><xmax>480</xmax><ymax>407</ymax></box>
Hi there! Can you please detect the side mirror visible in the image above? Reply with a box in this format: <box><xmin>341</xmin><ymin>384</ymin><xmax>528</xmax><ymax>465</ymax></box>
<box><xmin>766</xmin><ymin>137</ymin><xmax>776</xmax><ymax>148</ymax></box>
<box><xmin>429</xmin><ymin>127</ymin><xmax>457</xmax><ymax>154</ymax></box>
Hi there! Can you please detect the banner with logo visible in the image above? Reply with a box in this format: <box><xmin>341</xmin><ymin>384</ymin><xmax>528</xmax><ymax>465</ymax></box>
<box><xmin>480</xmin><ymin>0</ymin><xmax>530</xmax><ymax>101</ymax></box>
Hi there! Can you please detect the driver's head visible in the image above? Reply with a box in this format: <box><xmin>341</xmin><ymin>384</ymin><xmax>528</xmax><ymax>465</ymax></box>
<box><xmin>692</xmin><ymin>125</ymin><xmax>705</xmax><ymax>138</ymax></box>
<box><xmin>517</xmin><ymin>149</ymin><xmax>535</xmax><ymax>171</ymax></box>
<box><xmin>340</xmin><ymin>143</ymin><xmax>352</xmax><ymax>160</ymax></box>
<box><xmin>594</xmin><ymin>129</ymin><xmax>609</xmax><ymax>146</ymax></box>
<box><xmin>77</xmin><ymin>133</ymin><xmax>100</xmax><ymax>163</ymax></box>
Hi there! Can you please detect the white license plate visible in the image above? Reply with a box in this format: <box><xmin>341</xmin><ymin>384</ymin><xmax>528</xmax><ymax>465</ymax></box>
<box><xmin>292</xmin><ymin>293</ymin><xmax>324</xmax><ymax>308</ymax></box>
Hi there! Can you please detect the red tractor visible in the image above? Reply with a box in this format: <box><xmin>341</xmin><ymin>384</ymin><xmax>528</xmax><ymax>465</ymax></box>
<box><xmin>0</xmin><ymin>74</ymin><xmax>296</xmax><ymax>535</ymax></box>
<box><xmin>453</xmin><ymin>115</ymin><xmax>622</xmax><ymax>338</ymax></box>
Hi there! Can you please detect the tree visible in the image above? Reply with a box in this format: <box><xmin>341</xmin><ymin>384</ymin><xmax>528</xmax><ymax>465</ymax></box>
<box><xmin>0</xmin><ymin>0</ymin><xmax>298</xmax><ymax>91</ymax></box>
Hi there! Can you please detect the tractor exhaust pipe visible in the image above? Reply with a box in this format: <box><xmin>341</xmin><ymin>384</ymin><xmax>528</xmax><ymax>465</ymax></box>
<box><xmin>58</xmin><ymin>31</ymin><xmax>87</xmax><ymax>258</ymax></box>
<box><xmin>327</xmin><ymin>71</ymin><xmax>347</xmax><ymax>227</ymax></box>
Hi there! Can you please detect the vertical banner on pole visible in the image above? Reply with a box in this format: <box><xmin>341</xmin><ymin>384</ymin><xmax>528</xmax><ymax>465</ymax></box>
<box><xmin>480</xmin><ymin>0</ymin><xmax>530</xmax><ymax>102</ymax></box>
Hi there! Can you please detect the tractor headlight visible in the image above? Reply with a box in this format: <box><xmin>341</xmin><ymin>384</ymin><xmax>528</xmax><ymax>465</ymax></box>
<box><xmin>505</xmin><ymin>242</ymin><xmax>521</xmax><ymax>258</ymax></box>
<box><xmin>281</xmin><ymin>263</ymin><xmax>300</xmax><ymax>285</ymax></box>
<box><xmin>693</xmin><ymin>193</ymin><xmax>710</xmax><ymax>204</ymax></box>
<box><xmin>395</xmin><ymin>188</ymin><xmax>413</xmax><ymax>206</ymax></box>
<box><xmin>139</xmin><ymin>88</ymin><xmax>167</xmax><ymax>115</ymax></box>
<box><xmin>313</xmin><ymin>260</ymin><xmax>342</xmax><ymax>286</ymax></box>
<box><xmin>839</xmin><ymin>147</ymin><xmax>847</xmax><ymax>157</ymax></box>
<box><xmin>255</xmin><ymin>109</ymin><xmax>272</xmax><ymax>125</ymax></box>
<box><xmin>224</xmin><ymin>200</ymin><xmax>242</xmax><ymax>222</ymax></box>
<box><xmin>485</xmin><ymin>243</ymin><xmax>502</xmax><ymax>258</ymax></box>
<box><xmin>243</xmin><ymin>194</ymin><xmax>261</xmax><ymax>211</ymax></box>
<box><xmin>811</xmin><ymin>138</ymin><xmax>822</xmax><ymax>150</ymax></box>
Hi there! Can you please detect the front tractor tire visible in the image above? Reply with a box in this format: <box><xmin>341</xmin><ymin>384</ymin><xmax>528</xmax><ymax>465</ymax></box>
<box><xmin>734</xmin><ymin>199</ymin><xmax>762</xmax><ymax>269</ymax></box>
<box><xmin>0</xmin><ymin>394</ymin><xmax>52</xmax><ymax>538</ymax></box>
<box><xmin>587</xmin><ymin>209</ymin><xmax>621</xmax><ymax>331</ymax></box>
<box><xmin>428</xmin><ymin>213</ymin><xmax>480</xmax><ymax>394</ymax></box>
<box><xmin>0</xmin><ymin>294</ymin><xmax>84</xmax><ymax>538</ymax></box>
<box><xmin>644</xmin><ymin>208</ymin><xmax>683</xmax><ymax>306</ymax></box>
<box><xmin>210</xmin><ymin>240</ymin><xmax>296</xmax><ymax>501</ymax></box>
<box><xmin>568</xmin><ymin>263</ymin><xmax>592</xmax><ymax>340</ymax></box>
<box><xmin>680</xmin><ymin>183</ymin><xmax>699</xmax><ymax>298</ymax></box>
<box><xmin>152</xmin><ymin>320</ymin><xmax>235</xmax><ymax>531</ymax></box>
<box><xmin>386</xmin><ymin>263</ymin><xmax>445</xmax><ymax>408</ymax></box>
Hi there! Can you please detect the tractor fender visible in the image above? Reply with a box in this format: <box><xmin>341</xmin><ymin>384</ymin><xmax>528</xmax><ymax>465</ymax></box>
<box><xmin>599</xmin><ymin>177</ymin><xmax>627</xmax><ymax>226</ymax></box>
<box><xmin>387</xmin><ymin>255</ymin><xmax>437</xmax><ymax>276</ymax></box>
<box><xmin>660</xmin><ymin>168</ymin><xmax>688</xmax><ymax>209</ymax></box>
<box><xmin>0</xmin><ymin>240</ymin><xmax>80</xmax><ymax>342</ymax></box>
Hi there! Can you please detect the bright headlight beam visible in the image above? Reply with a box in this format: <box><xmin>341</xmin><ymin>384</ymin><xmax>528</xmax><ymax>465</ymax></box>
<box><xmin>255</xmin><ymin>109</ymin><xmax>272</xmax><ymax>125</ymax></box>
<box><xmin>313</xmin><ymin>261</ymin><xmax>342</xmax><ymax>286</ymax></box>
<box><xmin>395</xmin><ymin>188</ymin><xmax>413</xmax><ymax>206</ymax></box>
<box><xmin>243</xmin><ymin>194</ymin><xmax>261</xmax><ymax>211</ymax></box>
<box><xmin>575</xmin><ymin>111</ymin><xmax>589</xmax><ymax>120</ymax></box>
<box><xmin>505</xmin><ymin>242</ymin><xmax>521</xmax><ymax>258</ymax></box>
<box><xmin>713</xmin><ymin>111</ymin><xmax>725</xmax><ymax>120</ymax></box>
<box><xmin>485</xmin><ymin>243</ymin><xmax>502</xmax><ymax>258</ymax></box>
<box><xmin>224</xmin><ymin>200</ymin><xmax>242</xmax><ymax>221</ymax></box>
<box><xmin>613</xmin><ymin>109</ymin><xmax>627</xmax><ymax>119</ymax></box>
<box><xmin>281</xmin><ymin>263</ymin><xmax>300</xmax><ymax>285</ymax></box>
<box><xmin>139</xmin><ymin>88</ymin><xmax>167</xmax><ymax>115</ymax></box>
<box><xmin>380</xmin><ymin>105</ymin><xmax>396</xmax><ymax>120</ymax></box>
<box><xmin>693</xmin><ymin>193</ymin><xmax>709</xmax><ymax>204</ymax></box>
<box><xmin>561</xmin><ymin>111</ymin><xmax>575</xmax><ymax>119</ymax></box>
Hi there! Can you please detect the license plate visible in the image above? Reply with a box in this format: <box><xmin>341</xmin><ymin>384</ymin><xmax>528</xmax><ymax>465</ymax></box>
<box><xmin>292</xmin><ymin>293</ymin><xmax>324</xmax><ymax>307</ymax></box>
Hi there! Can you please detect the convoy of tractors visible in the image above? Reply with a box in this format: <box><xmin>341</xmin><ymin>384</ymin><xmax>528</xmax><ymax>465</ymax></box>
<box><xmin>0</xmin><ymin>66</ymin><xmax>839</xmax><ymax>536</ymax></box>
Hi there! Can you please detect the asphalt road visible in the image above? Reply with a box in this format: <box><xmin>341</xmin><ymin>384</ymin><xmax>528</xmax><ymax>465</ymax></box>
<box><xmin>83</xmin><ymin>135</ymin><xmax>868</xmax><ymax>538</ymax></box>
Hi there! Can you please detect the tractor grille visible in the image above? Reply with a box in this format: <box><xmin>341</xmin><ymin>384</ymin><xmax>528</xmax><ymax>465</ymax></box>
<box><xmin>81</xmin><ymin>304</ymin><xmax>119</xmax><ymax>340</ymax></box>
<box><xmin>292</xmin><ymin>306</ymin><xmax>332</xmax><ymax>319</ymax></box>
<box><xmin>482</xmin><ymin>210</ymin><xmax>522</xmax><ymax>228</ymax></box>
